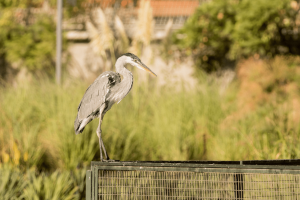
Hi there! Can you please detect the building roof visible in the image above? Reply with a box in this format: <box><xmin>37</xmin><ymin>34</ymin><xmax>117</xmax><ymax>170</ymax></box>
<box><xmin>150</xmin><ymin>0</ymin><xmax>199</xmax><ymax>16</ymax></box>
<box><xmin>86</xmin><ymin>0</ymin><xmax>199</xmax><ymax>16</ymax></box>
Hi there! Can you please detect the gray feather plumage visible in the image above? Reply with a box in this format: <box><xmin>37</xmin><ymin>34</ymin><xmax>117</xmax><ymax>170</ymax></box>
<box><xmin>74</xmin><ymin>71</ymin><xmax>121</xmax><ymax>134</ymax></box>
<box><xmin>74</xmin><ymin>53</ymin><xmax>156</xmax><ymax>161</ymax></box>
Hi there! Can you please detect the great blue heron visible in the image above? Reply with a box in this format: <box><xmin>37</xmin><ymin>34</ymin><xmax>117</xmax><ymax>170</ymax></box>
<box><xmin>74</xmin><ymin>53</ymin><xmax>156</xmax><ymax>161</ymax></box>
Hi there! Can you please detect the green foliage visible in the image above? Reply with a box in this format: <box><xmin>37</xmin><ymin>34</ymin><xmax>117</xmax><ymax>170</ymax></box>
<box><xmin>1</xmin><ymin>56</ymin><xmax>300</xmax><ymax>198</ymax></box>
<box><xmin>230</xmin><ymin>0</ymin><xmax>300</xmax><ymax>59</ymax></box>
<box><xmin>71</xmin><ymin>169</ymin><xmax>87</xmax><ymax>200</ymax></box>
<box><xmin>0</xmin><ymin>166</ymin><xmax>84</xmax><ymax>200</ymax></box>
<box><xmin>0</xmin><ymin>1</ymin><xmax>58</xmax><ymax>77</ymax></box>
<box><xmin>0</xmin><ymin>83</ymin><xmax>46</xmax><ymax>170</ymax></box>
<box><xmin>57</xmin><ymin>119</ymin><xmax>99</xmax><ymax>170</ymax></box>
<box><xmin>0</xmin><ymin>78</ymin><xmax>218</xmax><ymax>165</ymax></box>
<box><xmin>0</xmin><ymin>0</ymin><xmax>56</xmax><ymax>8</ymax></box>
<box><xmin>223</xmin><ymin>56</ymin><xmax>300</xmax><ymax>160</ymax></box>
<box><xmin>173</xmin><ymin>0</ymin><xmax>300</xmax><ymax>72</ymax></box>
<box><xmin>1</xmin><ymin>66</ymin><xmax>300</xmax><ymax>165</ymax></box>
<box><xmin>23</xmin><ymin>171</ymin><xmax>78</xmax><ymax>200</ymax></box>
<box><xmin>5</xmin><ymin>16</ymin><xmax>56</xmax><ymax>72</ymax></box>
<box><xmin>0</xmin><ymin>166</ymin><xmax>25</xmax><ymax>200</ymax></box>
<box><xmin>0</xmin><ymin>0</ymin><xmax>26</xmax><ymax>8</ymax></box>
<box><xmin>216</xmin><ymin>103</ymin><xmax>300</xmax><ymax>160</ymax></box>
<box><xmin>173</xmin><ymin>0</ymin><xmax>238</xmax><ymax>72</ymax></box>
<box><xmin>0</xmin><ymin>80</ymin><xmax>98</xmax><ymax>170</ymax></box>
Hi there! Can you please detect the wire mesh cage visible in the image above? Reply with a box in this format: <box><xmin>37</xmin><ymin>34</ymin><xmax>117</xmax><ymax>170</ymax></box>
<box><xmin>86</xmin><ymin>160</ymin><xmax>300</xmax><ymax>200</ymax></box>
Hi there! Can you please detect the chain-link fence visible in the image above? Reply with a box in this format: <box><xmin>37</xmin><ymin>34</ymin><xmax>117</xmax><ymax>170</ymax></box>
<box><xmin>87</xmin><ymin>160</ymin><xmax>300</xmax><ymax>200</ymax></box>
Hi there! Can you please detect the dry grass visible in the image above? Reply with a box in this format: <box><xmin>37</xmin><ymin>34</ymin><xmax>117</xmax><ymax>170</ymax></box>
<box><xmin>1</xmin><ymin>56</ymin><xmax>300</xmax><ymax>198</ymax></box>
<box><xmin>218</xmin><ymin>56</ymin><xmax>300</xmax><ymax>160</ymax></box>
<box><xmin>129</xmin><ymin>0</ymin><xmax>153</xmax><ymax>56</ymax></box>
<box><xmin>236</xmin><ymin>56</ymin><xmax>300</xmax><ymax>121</ymax></box>
<box><xmin>114</xmin><ymin>15</ymin><xmax>129</xmax><ymax>52</ymax></box>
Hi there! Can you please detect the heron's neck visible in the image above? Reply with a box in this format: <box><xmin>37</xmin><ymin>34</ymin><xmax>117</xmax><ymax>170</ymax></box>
<box><xmin>114</xmin><ymin>58</ymin><xmax>133</xmax><ymax>100</ymax></box>
<box><xmin>116</xmin><ymin>57</ymin><xmax>133</xmax><ymax>83</ymax></box>
<box><xmin>118</xmin><ymin>66</ymin><xmax>133</xmax><ymax>88</ymax></box>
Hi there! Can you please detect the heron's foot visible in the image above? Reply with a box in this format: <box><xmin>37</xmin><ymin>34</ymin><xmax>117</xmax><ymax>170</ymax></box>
<box><xmin>101</xmin><ymin>159</ymin><xmax>120</xmax><ymax>162</ymax></box>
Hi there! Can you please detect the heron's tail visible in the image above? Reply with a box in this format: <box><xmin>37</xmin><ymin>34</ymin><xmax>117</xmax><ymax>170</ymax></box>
<box><xmin>74</xmin><ymin>115</ymin><xmax>92</xmax><ymax>134</ymax></box>
<box><xmin>74</xmin><ymin>115</ymin><xmax>84</xmax><ymax>134</ymax></box>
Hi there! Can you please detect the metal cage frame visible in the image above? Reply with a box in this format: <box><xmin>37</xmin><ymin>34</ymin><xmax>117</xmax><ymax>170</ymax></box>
<box><xmin>86</xmin><ymin>159</ymin><xmax>300</xmax><ymax>200</ymax></box>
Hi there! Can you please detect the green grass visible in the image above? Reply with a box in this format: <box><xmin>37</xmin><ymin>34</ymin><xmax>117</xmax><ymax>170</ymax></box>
<box><xmin>0</xmin><ymin>76</ymin><xmax>227</xmax><ymax>170</ymax></box>
<box><xmin>1</xmin><ymin>64</ymin><xmax>300</xmax><ymax>199</ymax></box>
<box><xmin>1</xmin><ymin>73</ymin><xmax>300</xmax><ymax>166</ymax></box>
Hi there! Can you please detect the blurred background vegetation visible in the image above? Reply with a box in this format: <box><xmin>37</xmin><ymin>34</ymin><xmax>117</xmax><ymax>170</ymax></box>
<box><xmin>1</xmin><ymin>0</ymin><xmax>300</xmax><ymax>199</ymax></box>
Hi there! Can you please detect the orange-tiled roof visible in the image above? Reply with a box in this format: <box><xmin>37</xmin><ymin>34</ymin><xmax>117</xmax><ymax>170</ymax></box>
<box><xmin>150</xmin><ymin>1</ymin><xmax>199</xmax><ymax>16</ymax></box>
<box><xmin>85</xmin><ymin>0</ymin><xmax>199</xmax><ymax>16</ymax></box>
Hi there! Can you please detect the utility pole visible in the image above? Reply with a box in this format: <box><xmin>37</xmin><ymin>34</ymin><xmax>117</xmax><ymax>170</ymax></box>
<box><xmin>56</xmin><ymin>0</ymin><xmax>62</xmax><ymax>85</ymax></box>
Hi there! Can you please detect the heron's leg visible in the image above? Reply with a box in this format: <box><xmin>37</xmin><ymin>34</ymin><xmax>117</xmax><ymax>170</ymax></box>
<box><xmin>97</xmin><ymin>106</ymin><xmax>117</xmax><ymax>162</ymax></box>
<box><xmin>100</xmin><ymin>138</ymin><xmax>110</xmax><ymax>160</ymax></box>
<box><xmin>97</xmin><ymin>115</ymin><xmax>111</xmax><ymax>161</ymax></box>
<box><xmin>99</xmin><ymin>115</ymin><xmax>110</xmax><ymax>160</ymax></box>
<box><xmin>96</xmin><ymin>122</ymin><xmax>103</xmax><ymax>161</ymax></box>
<box><xmin>101</xmin><ymin>139</ymin><xmax>120</xmax><ymax>162</ymax></box>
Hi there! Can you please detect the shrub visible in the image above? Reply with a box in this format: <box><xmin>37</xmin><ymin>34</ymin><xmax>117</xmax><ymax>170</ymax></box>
<box><xmin>230</xmin><ymin>0</ymin><xmax>300</xmax><ymax>59</ymax></box>
<box><xmin>0</xmin><ymin>166</ymin><xmax>25</xmax><ymax>200</ymax></box>
<box><xmin>23</xmin><ymin>171</ymin><xmax>78</xmax><ymax>200</ymax></box>
<box><xmin>4</xmin><ymin>16</ymin><xmax>56</xmax><ymax>74</ymax></box>
<box><xmin>173</xmin><ymin>0</ymin><xmax>300</xmax><ymax>72</ymax></box>
<box><xmin>173</xmin><ymin>0</ymin><xmax>238</xmax><ymax>72</ymax></box>
<box><xmin>0</xmin><ymin>2</ymin><xmax>59</xmax><ymax>79</ymax></box>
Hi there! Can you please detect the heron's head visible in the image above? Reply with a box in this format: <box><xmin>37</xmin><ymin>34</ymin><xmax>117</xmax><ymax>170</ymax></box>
<box><xmin>122</xmin><ymin>53</ymin><xmax>157</xmax><ymax>77</ymax></box>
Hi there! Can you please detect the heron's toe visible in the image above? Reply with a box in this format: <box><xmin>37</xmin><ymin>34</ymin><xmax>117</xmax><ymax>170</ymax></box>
<box><xmin>102</xmin><ymin>159</ymin><xmax>120</xmax><ymax>162</ymax></box>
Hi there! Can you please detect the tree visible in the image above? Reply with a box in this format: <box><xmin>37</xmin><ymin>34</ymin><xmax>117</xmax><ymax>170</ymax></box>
<box><xmin>0</xmin><ymin>0</ymin><xmax>57</xmax><ymax>79</ymax></box>
<box><xmin>173</xmin><ymin>0</ymin><xmax>300</xmax><ymax>72</ymax></box>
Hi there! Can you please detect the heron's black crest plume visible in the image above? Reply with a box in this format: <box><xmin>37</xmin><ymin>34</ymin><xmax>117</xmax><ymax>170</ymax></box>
<box><xmin>121</xmin><ymin>53</ymin><xmax>141</xmax><ymax>61</ymax></box>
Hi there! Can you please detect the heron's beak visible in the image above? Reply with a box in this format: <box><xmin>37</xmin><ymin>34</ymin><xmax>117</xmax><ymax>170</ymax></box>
<box><xmin>136</xmin><ymin>61</ymin><xmax>157</xmax><ymax>77</ymax></box>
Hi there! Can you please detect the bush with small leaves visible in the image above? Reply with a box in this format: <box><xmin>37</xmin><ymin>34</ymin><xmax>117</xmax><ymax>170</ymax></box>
<box><xmin>173</xmin><ymin>0</ymin><xmax>300</xmax><ymax>72</ymax></box>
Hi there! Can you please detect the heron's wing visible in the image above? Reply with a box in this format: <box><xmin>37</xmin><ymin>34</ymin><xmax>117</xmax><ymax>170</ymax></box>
<box><xmin>77</xmin><ymin>71</ymin><xmax>121</xmax><ymax>121</ymax></box>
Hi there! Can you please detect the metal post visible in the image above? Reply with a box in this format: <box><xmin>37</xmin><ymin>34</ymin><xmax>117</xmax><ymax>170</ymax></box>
<box><xmin>86</xmin><ymin>170</ymin><xmax>92</xmax><ymax>200</ymax></box>
<box><xmin>234</xmin><ymin>174</ymin><xmax>244</xmax><ymax>199</ymax></box>
<box><xmin>234</xmin><ymin>161</ymin><xmax>244</xmax><ymax>200</ymax></box>
<box><xmin>56</xmin><ymin>0</ymin><xmax>62</xmax><ymax>85</ymax></box>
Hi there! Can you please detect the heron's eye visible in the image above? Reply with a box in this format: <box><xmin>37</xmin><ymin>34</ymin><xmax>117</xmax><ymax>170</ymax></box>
<box><xmin>133</xmin><ymin>59</ymin><xmax>137</xmax><ymax>62</ymax></box>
